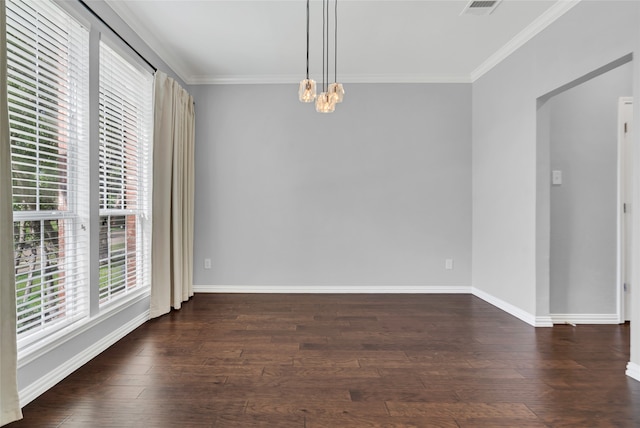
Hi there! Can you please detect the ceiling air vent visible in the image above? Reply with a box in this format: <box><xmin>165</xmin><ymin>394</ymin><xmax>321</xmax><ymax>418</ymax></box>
<box><xmin>461</xmin><ymin>0</ymin><xmax>502</xmax><ymax>16</ymax></box>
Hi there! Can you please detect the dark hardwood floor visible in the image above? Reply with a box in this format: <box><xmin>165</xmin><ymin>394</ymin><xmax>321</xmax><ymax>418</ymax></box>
<box><xmin>8</xmin><ymin>294</ymin><xmax>640</xmax><ymax>427</ymax></box>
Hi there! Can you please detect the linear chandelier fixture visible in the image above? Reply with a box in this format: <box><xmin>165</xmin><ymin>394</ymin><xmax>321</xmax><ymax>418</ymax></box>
<box><xmin>298</xmin><ymin>0</ymin><xmax>344</xmax><ymax>113</ymax></box>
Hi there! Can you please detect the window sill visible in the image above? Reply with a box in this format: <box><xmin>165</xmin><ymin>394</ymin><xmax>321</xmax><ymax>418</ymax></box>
<box><xmin>17</xmin><ymin>288</ymin><xmax>150</xmax><ymax>368</ymax></box>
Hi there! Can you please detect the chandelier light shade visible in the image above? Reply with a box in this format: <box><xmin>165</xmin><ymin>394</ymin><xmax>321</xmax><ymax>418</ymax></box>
<box><xmin>299</xmin><ymin>0</ymin><xmax>344</xmax><ymax>112</ymax></box>
<box><xmin>299</xmin><ymin>79</ymin><xmax>317</xmax><ymax>103</ymax></box>
<box><xmin>329</xmin><ymin>0</ymin><xmax>344</xmax><ymax>104</ymax></box>
<box><xmin>299</xmin><ymin>0</ymin><xmax>316</xmax><ymax>103</ymax></box>
<box><xmin>328</xmin><ymin>82</ymin><xmax>344</xmax><ymax>103</ymax></box>
<box><xmin>315</xmin><ymin>91</ymin><xmax>335</xmax><ymax>113</ymax></box>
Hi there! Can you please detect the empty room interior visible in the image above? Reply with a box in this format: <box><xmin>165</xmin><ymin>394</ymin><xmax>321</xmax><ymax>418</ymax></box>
<box><xmin>2</xmin><ymin>0</ymin><xmax>640</xmax><ymax>426</ymax></box>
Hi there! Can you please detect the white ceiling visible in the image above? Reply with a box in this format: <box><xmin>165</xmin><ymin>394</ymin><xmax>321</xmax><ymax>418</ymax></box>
<box><xmin>104</xmin><ymin>0</ymin><xmax>579</xmax><ymax>85</ymax></box>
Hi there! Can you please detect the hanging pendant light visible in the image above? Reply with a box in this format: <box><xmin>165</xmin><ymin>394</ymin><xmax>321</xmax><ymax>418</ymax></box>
<box><xmin>328</xmin><ymin>0</ymin><xmax>344</xmax><ymax>103</ymax></box>
<box><xmin>299</xmin><ymin>0</ymin><xmax>316</xmax><ymax>102</ymax></box>
<box><xmin>316</xmin><ymin>0</ymin><xmax>336</xmax><ymax>113</ymax></box>
<box><xmin>316</xmin><ymin>91</ymin><xmax>336</xmax><ymax>113</ymax></box>
<box><xmin>299</xmin><ymin>79</ymin><xmax>316</xmax><ymax>103</ymax></box>
<box><xmin>301</xmin><ymin>0</ymin><xmax>344</xmax><ymax>112</ymax></box>
<box><xmin>328</xmin><ymin>83</ymin><xmax>344</xmax><ymax>104</ymax></box>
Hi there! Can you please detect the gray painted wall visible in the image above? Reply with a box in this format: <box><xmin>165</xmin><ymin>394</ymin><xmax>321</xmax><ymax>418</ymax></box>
<box><xmin>193</xmin><ymin>83</ymin><xmax>471</xmax><ymax>288</ymax></box>
<box><xmin>549</xmin><ymin>62</ymin><xmax>633</xmax><ymax>315</ymax></box>
<box><xmin>472</xmin><ymin>1</ymin><xmax>639</xmax><ymax>318</ymax></box>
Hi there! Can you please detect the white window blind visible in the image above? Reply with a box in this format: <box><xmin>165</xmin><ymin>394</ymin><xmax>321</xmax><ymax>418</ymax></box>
<box><xmin>6</xmin><ymin>0</ymin><xmax>90</xmax><ymax>340</ymax></box>
<box><xmin>98</xmin><ymin>41</ymin><xmax>152</xmax><ymax>306</ymax></box>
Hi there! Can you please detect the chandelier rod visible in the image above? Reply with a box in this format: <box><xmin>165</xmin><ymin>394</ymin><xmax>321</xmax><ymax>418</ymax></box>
<box><xmin>322</xmin><ymin>0</ymin><xmax>326</xmax><ymax>92</ymax></box>
<box><xmin>334</xmin><ymin>0</ymin><xmax>338</xmax><ymax>83</ymax></box>
<box><xmin>306</xmin><ymin>0</ymin><xmax>310</xmax><ymax>79</ymax></box>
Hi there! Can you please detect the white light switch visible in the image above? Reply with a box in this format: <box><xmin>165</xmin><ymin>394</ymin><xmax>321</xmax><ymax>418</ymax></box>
<box><xmin>445</xmin><ymin>259</ymin><xmax>454</xmax><ymax>270</ymax></box>
<box><xmin>204</xmin><ymin>258</ymin><xmax>212</xmax><ymax>269</ymax></box>
<box><xmin>552</xmin><ymin>170</ymin><xmax>562</xmax><ymax>186</ymax></box>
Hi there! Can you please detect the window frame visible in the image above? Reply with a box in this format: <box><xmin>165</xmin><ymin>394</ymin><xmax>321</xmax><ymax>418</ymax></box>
<box><xmin>97</xmin><ymin>39</ymin><xmax>153</xmax><ymax>308</ymax></box>
<box><xmin>5</xmin><ymin>0</ymin><xmax>154</xmax><ymax>358</ymax></box>
<box><xmin>7</xmin><ymin>0</ymin><xmax>91</xmax><ymax>350</ymax></box>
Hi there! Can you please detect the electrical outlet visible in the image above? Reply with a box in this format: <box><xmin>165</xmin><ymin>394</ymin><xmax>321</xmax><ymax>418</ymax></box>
<box><xmin>445</xmin><ymin>259</ymin><xmax>454</xmax><ymax>270</ymax></box>
<box><xmin>204</xmin><ymin>258</ymin><xmax>212</xmax><ymax>269</ymax></box>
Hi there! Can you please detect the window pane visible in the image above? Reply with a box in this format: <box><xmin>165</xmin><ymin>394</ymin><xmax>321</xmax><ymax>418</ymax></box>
<box><xmin>14</xmin><ymin>218</ymin><xmax>86</xmax><ymax>336</ymax></box>
<box><xmin>98</xmin><ymin>42</ymin><xmax>152</xmax><ymax>307</ymax></box>
<box><xmin>7</xmin><ymin>0</ymin><xmax>89</xmax><ymax>342</ymax></box>
<box><xmin>99</xmin><ymin>215</ymin><xmax>142</xmax><ymax>304</ymax></box>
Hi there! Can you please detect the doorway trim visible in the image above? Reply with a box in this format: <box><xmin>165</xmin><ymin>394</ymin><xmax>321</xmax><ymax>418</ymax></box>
<box><xmin>536</xmin><ymin>54</ymin><xmax>634</xmax><ymax>325</ymax></box>
<box><xmin>618</xmin><ymin>97</ymin><xmax>634</xmax><ymax>323</ymax></box>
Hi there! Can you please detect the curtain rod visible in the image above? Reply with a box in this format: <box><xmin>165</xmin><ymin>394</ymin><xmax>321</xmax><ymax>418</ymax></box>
<box><xmin>77</xmin><ymin>0</ymin><xmax>157</xmax><ymax>72</ymax></box>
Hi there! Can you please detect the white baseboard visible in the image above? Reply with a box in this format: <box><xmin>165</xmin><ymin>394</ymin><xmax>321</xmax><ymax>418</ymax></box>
<box><xmin>195</xmin><ymin>285</ymin><xmax>553</xmax><ymax>328</ymax></box>
<box><xmin>18</xmin><ymin>310</ymin><xmax>149</xmax><ymax>407</ymax></box>
<box><xmin>471</xmin><ymin>287</ymin><xmax>551</xmax><ymax>327</ymax></box>
<box><xmin>627</xmin><ymin>362</ymin><xmax>640</xmax><ymax>382</ymax></box>
<box><xmin>193</xmin><ymin>284</ymin><xmax>472</xmax><ymax>294</ymax></box>
<box><xmin>14</xmin><ymin>283</ymin><xmax>636</xmax><ymax>405</ymax></box>
<box><xmin>534</xmin><ymin>316</ymin><xmax>554</xmax><ymax>327</ymax></box>
<box><xmin>550</xmin><ymin>313</ymin><xmax>620</xmax><ymax>325</ymax></box>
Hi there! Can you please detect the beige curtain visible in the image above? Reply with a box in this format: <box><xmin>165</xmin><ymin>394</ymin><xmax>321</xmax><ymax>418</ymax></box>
<box><xmin>1</xmin><ymin>1</ymin><xmax>23</xmax><ymax>424</ymax></box>
<box><xmin>150</xmin><ymin>71</ymin><xmax>195</xmax><ymax>318</ymax></box>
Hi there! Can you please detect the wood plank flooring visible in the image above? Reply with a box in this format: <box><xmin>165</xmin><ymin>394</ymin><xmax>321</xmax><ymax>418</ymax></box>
<box><xmin>8</xmin><ymin>294</ymin><xmax>640</xmax><ymax>427</ymax></box>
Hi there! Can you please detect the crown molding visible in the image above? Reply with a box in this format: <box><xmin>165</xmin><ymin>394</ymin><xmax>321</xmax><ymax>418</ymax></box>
<box><xmin>107</xmin><ymin>0</ymin><xmax>580</xmax><ymax>87</ymax></box>
<box><xmin>106</xmin><ymin>0</ymin><xmax>473</xmax><ymax>87</ymax></box>
<box><xmin>470</xmin><ymin>0</ymin><xmax>581</xmax><ymax>82</ymax></box>
<box><xmin>187</xmin><ymin>73</ymin><xmax>472</xmax><ymax>85</ymax></box>
<box><xmin>188</xmin><ymin>75</ymin><xmax>302</xmax><ymax>85</ymax></box>
<box><xmin>104</xmin><ymin>0</ymin><xmax>192</xmax><ymax>84</ymax></box>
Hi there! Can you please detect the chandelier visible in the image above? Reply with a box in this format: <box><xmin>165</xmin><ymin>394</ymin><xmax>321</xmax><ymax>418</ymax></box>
<box><xmin>298</xmin><ymin>0</ymin><xmax>344</xmax><ymax>113</ymax></box>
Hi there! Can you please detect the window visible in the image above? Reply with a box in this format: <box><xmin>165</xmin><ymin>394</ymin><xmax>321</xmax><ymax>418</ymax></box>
<box><xmin>7</xmin><ymin>0</ymin><xmax>89</xmax><ymax>341</ymax></box>
<box><xmin>6</xmin><ymin>0</ymin><xmax>153</xmax><ymax>348</ymax></box>
<box><xmin>98</xmin><ymin>42</ymin><xmax>152</xmax><ymax>306</ymax></box>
